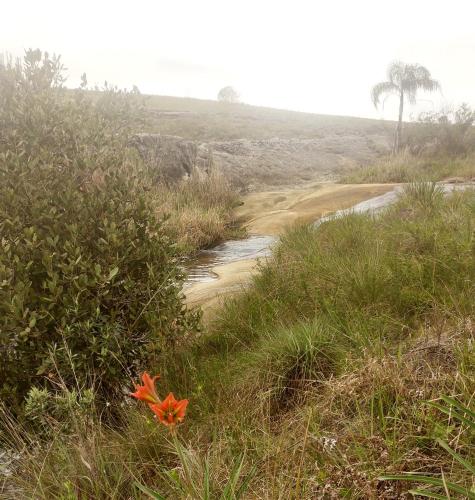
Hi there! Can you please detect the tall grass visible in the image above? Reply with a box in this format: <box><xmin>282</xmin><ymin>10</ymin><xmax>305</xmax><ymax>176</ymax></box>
<box><xmin>342</xmin><ymin>150</ymin><xmax>475</xmax><ymax>183</ymax></box>
<box><xmin>380</xmin><ymin>396</ymin><xmax>475</xmax><ymax>499</ymax></box>
<box><xmin>155</xmin><ymin>166</ymin><xmax>242</xmax><ymax>253</ymax></box>
<box><xmin>3</xmin><ymin>188</ymin><xmax>474</xmax><ymax>498</ymax></box>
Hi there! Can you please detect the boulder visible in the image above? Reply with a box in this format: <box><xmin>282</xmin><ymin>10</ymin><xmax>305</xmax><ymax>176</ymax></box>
<box><xmin>131</xmin><ymin>134</ymin><xmax>212</xmax><ymax>183</ymax></box>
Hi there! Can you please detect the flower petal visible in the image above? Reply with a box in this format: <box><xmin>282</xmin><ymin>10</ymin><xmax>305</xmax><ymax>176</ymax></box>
<box><xmin>162</xmin><ymin>392</ymin><xmax>177</xmax><ymax>411</ymax></box>
<box><xmin>174</xmin><ymin>399</ymin><xmax>189</xmax><ymax>419</ymax></box>
<box><xmin>130</xmin><ymin>372</ymin><xmax>161</xmax><ymax>404</ymax></box>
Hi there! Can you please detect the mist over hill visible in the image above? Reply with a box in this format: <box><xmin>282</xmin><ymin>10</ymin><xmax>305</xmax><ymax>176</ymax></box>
<box><xmin>139</xmin><ymin>95</ymin><xmax>394</xmax><ymax>188</ymax></box>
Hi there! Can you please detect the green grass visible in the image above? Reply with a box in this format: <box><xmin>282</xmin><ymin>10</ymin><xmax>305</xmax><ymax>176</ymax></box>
<box><xmin>379</xmin><ymin>397</ymin><xmax>475</xmax><ymax>499</ymax></box>
<box><xmin>3</xmin><ymin>186</ymin><xmax>474</xmax><ymax>498</ymax></box>
<box><xmin>342</xmin><ymin>151</ymin><xmax>475</xmax><ymax>183</ymax></box>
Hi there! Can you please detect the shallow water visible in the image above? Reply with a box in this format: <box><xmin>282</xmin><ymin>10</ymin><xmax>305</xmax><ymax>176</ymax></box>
<box><xmin>315</xmin><ymin>183</ymin><xmax>471</xmax><ymax>226</ymax></box>
<box><xmin>185</xmin><ymin>183</ymin><xmax>473</xmax><ymax>286</ymax></box>
<box><xmin>314</xmin><ymin>186</ymin><xmax>403</xmax><ymax>226</ymax></box>
<box><xmin>184</xmin><ymin>235</ymin><xmax>277</xmax><ymax>287</ymax></box>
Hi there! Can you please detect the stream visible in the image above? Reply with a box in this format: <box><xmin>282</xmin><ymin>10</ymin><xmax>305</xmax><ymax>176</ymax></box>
<box><xmin>184</xmin><ymin>235</ymin><xmax>277</xmax><ymax>287</ymax></box>
<box><xmin>185</xmin><ymin>183</ymin><xmax>472</xmax><ymax>287</ymax></box>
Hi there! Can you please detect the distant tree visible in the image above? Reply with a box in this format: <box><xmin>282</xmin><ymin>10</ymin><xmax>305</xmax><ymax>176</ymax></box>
<box><xmin>80</xmin><ymin>72</ymin><xmax>88</xmax><ymax>89</ymax></box>
<box><xmin>217</xmin><ymin>86</ymin><xmax>239</xmax><ymax>103</ymax></box>
<box><xmin>371</xmin><ymin>61</ymin><xmax>440</xmax><ymax>153</ymax></box>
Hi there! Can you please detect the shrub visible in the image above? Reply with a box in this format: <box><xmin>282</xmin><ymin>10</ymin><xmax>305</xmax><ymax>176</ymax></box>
<box><xmin>0</xmin><ymin>50</ymin><xmax>199</xmax><ymax>412</ymax></box>
<box><xmin>406</xmin><ymin>103</ymin><xmax>475</xmax><ymax>156</ymax></box>
<box><xmin>24</xmin><ymin>386</ymin><xmax>95</xmax><ymax>436</ymax></box>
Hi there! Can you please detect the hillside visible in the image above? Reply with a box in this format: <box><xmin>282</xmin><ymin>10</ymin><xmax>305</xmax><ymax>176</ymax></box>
<box><xmin>140</xmin><ymin>95</ymin><xmax>394</xmax><ymax>188</ymax></box>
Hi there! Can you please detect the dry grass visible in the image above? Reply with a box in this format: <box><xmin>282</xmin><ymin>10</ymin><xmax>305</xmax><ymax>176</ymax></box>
<box><xmin>342</xmin><ymin>150</ymin><xmax>475</xmax><ymax>183</ymax></box>
<box><xmin>154</xmin><ymin>166</ymin><xmax>242</xmax><ymax>253</ymax></box>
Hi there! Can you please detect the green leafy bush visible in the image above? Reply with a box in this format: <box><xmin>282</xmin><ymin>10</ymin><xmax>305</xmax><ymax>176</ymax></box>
<box><xmin>24</xmin><ymin>386</ymin><xmax>95</xmax><ymax>436</ymax></box>
<box><xmin>0</xmin><ymin>50</ymin><xmax>199</xmax><ymax>412</ymax></box>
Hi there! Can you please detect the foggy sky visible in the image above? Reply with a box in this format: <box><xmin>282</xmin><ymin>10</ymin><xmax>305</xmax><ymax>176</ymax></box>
<box><xmin>3</xmin><ymin>0</ymin><xmax>475</xmax><ymax>120</ymax></box>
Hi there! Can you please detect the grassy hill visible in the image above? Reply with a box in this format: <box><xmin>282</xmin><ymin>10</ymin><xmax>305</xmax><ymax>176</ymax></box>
<box><xmin>139</xmin><ymin>95</ymin><xmax>394</xmax><ymax>188</ymax></box>
<box><xmin>142</xmin><ymin>95</ymin><xmax>392</xmax><ymax>141</ymax></box>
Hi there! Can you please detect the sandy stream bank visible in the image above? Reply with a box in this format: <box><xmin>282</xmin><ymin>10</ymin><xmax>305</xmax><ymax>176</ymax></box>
<box><xmin>185</xmin><ymin>183</ymin><xmax>396</xmax><ymax>316</ymax></box>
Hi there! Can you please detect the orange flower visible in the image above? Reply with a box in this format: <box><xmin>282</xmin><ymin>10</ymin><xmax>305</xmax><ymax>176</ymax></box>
<box><xmin>131</xmin><ymin>372</ymin><xmax>161</xmax><ymax>404</ymax></box>
<box><xmin>150</xmin><ymin>392</ymin><xmax>189</xmax><ymax>427</ymax></box>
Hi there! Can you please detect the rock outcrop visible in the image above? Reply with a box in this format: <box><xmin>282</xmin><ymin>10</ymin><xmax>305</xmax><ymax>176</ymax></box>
<box><xmin>208</xmin><ymin>136</ymin><xmax>385</xmax><ymax>188</ymax></box>
<box><xmin>131</xmin><ymin>134</ymin><xmax>213</xmax><ymax>183</ymax></box>
<box><xmin>131</xmin><ymin>132</ymin><xmax>389</xmax><ymax>189</ymax></box>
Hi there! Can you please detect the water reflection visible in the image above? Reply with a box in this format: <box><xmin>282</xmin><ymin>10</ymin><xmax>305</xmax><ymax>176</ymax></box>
<box><xmin>184</xmin><ymin>235</ymin><xmax>276</xmax><ymax>287</ymax></box>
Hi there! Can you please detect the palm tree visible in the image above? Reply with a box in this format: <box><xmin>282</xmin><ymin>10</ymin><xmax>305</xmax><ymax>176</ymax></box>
<box><xmin>372</xmin><ymin>61</ymin><xmax>440</xmax><ymax>153</ymax></box>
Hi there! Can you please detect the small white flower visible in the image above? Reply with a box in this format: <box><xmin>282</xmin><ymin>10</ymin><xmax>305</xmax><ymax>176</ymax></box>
<box><xmin>320</xmin><ymin>436</ymin><xmax>337</xmax><ymax>452</ymax></box>
<box><xmin>414</xmin><ymin>389</ymin><xmax>424</xmax><ymax>398</ymax></box>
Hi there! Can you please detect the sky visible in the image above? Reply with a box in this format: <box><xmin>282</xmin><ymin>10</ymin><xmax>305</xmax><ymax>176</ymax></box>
<box><xmin>2</xmin><ymin>0</ymin><xmax>475</xmax><ymax>120</ymax></box>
